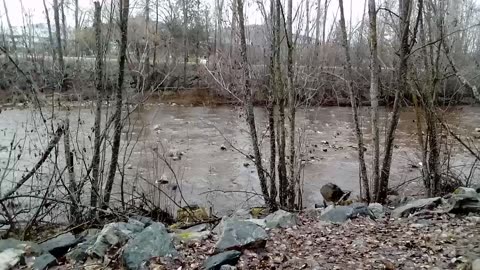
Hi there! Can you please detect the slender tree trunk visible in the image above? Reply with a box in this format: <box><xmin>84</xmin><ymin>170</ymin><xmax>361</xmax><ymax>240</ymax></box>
<box><xmin>339</xmin><ymin>0</ymin><xmax>370</xmax><ymax>202</ymax></box>
<box><xmin>64</xmin><ymin>114</ymin><xmax>79</xmax><ymax>223</ymax></box>
<box><xmin>236</xmin><ymin>0</ymin><xmax>275</xmax><ymax>210</ymax></box>
<box><xmin>144</xmin><ymin>0</ymin><xmax>150</xmax><ymax>77</ymax></box>
<box><xmin>75</xmin><ymin>0</ymin><xmax>79</xmax><ymax>57</ymax></box>
<box><xmin>314</xmin><ymin>0</ymin><xmax>321</xmax><ymax>58</ymax></box>
<box><xmin>286</xmin><ymin>0</ymin><xmax>296</xmax><ymax>209</ymax></box>
<box><xmin>53</xmin><ymin>0</ymin><xmax>65</xmax><ymax>75</ymax></box>
<box><xmin>367</xmin><ymin>0</ymin><xmax>381</xmax><ymax>201</ymax></box>
<box><xmin>43</xmin><ymin>0</ymin><xmax>57</xmax><ymax>63</ymax></box>
<box><xmin>305</xmin><ymin>0</ymin><xmax>310</xmax><ymax>44</ymax></box>
<box><xmin>268</xmin><ymin>0</ymin><xmax>277</xmax><ymax>207</ymax></box>
<box><xmin>91</xmin><ymin>1</ymin><xmax>103</xmax><ymax>214</ymax></box>
<box><xmin>322</xmin><ymin>0</ymin><xmax>329</xmax><ymax>45</ymax></box>
<box><xmin>153</xmin><ymin>0</ymin><xmax>159</xmax><ymax>66</ymax></box>
<box><xmin>230</xmin><ymin>0</ymin><xmax>237</xmax><ymax>58</ymax></box>
<box><xmin>378</xmin><ymin>0</ymin><xmax>411</xmax><ymax>203</ymax></box>
<box><xmin>103</xmin><ymin>0</ymin><xmax>129</xmax><ymax>209</ymax></box>
<box><xmin>3</xmin><ymin>0</ymin><xmax>17</xmax><ymax>60</ymax></box>
<box><xmin>60</xmin><ymin>0</ymin><xmax>68</xmax><ymax>54</ymax></box>
<box><xmin>183</xmin><ymin>0</ymin><xmax>188</xmax><ymax>86</ymax></box>
<box><xmin>276</xmin><ymin>0</ymin><xmax>288</xmax><ymax>208</ymax></box>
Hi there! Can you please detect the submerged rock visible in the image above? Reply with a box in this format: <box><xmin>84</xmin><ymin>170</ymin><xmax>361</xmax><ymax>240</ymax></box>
<box><xmin>39</xmin><ymin>233</ymin><xmax>78</xmax><ymax>258</ymax></box>
<box><xmin>123</xmin><ymin>222</ymin><xmax>177</xmax><ymax>270</ymax></box>
<box><xmin>265</xmin><ymin>210</ymin><xmax>298</xmax><ymax>229</ymax></box>
<box><xmin>215</xmin><ymin>220</ymin><xmax>268</xmax><ymax>253</ymax></box>
<box><xmin>392</xmin><ymin>197</ymin><xmax>442</xmax><ymax>218</ymax></box>
<box><xmin>203</xmin><ymin>250</ymin><xmax>241</xmax><ymax>270</ymax></box>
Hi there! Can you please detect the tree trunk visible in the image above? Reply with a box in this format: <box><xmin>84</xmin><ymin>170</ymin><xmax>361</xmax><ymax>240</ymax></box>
<box><xmin>3</xmin><ymin>0</ymin><xmax>17</xmax><ymax>60</ymax></box>
<box><xmin>144</xmin><ymin>0</ymin><xmax>150</xmax><ymax>77</ymax></box>
<box><xmin>60</xmin><ymin>0</ymin><xmax>68</xmax><ymax>54</ymax></box>
<box><xmin>286</xmin><ymin>0</ymin><xmax>296</xmax><ymax>209</ymax></box>
<box><xmin>305</xmin><ymin>0</ymin><xmax>310</xmax><ymax>44</ymax></box>
<box><xmin>268</xmin><ymin>0</ymin><xmax>277</xmax><ymax>207</ymax></box>
<box><xmin>43</xmin><ymin>0</ymin><xmax>57</xmax><ymax>63</ymax></box>
<box><xmin>314</xmin><ymin>0</ymin><xmax>321</xmax><ymax>58</ymax></box>
<box><xmin>338</xmin><ymin>0</ymin><xmax>370</xmax><ymax>203</ymax></box>
<box><xmin>53</xmin><ymin>0</ymin><xmax>65</xmax><ymax>75</ymax></box>
<box><xmin>103</xmin><ymin>0</ymin><xmax>129</xmax><ymax>209</ymax></box>
<box><xmin>236</xmin><ymin>0</ymin><xmax>274</xmax><ymax>210</ymax></box>
<box><xmin>378</xmin><ymin>0</ymin><xmax>411</xmax><ymax>203</ymax></box>
<box><xmin>276</xmin><ymin>0</ymin><xmax>288</xmax><ymax>208</ymax></box>
<box><xmin>91</xmin><ymin>1</ymin><xmax>103</xmax><ymax>214</ymax></box>
<box><xmin>64</xmin><ymin>115</ymin><xmax>79</xmax><ymax>223</ymax></box>
<box><xmin>153</xmin><ymin>0</ymin><xmax>159</xmax><ymax>66</ymax></box>
<box><xmin>75</xmin><ymin>0</ymin><xmax>79</xmax><ymax>57</ymax></box>
<box><xmin>183</xmin><ymin>0</ymin><xmax>188</xmax><ymax>86</ymax></box>
<box><xmin>367</xmin><ymin>0</ymin><xmax>381</xmax><ymax>201</ymax></box>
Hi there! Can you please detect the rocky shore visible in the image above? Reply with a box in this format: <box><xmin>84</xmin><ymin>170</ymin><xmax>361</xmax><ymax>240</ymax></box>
<box><xmin>1</xmin><ymin>187</ymin><xmax>480</xmax><ymax>270</ymax></box>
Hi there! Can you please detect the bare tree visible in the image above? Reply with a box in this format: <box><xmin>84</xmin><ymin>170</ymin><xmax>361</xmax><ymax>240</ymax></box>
<box><xmin>338</xmin><ymin>0</ymin><xmax>370</xmax><ymax>202</ymax></box>
<box><xmin>368</xmin><ymin>0</ymin><xmax>381</xmax><ymax>201</ymax></box>
<box><xmin>91</xmin><ymin>1</ymin><xmax>103</xmax><ymax>214</ymax></box>
<box><xmin>144</xmin><ymin>0</ymin><xmax>150</xmax><ymax>76</ymax></box>
<box><xmin>103</xmin><ymin>0</ymin><xmax>130</xmax><ymax>209</ymax></box>
<box><xmin>2</xmin><ymin>0</ymin><xmax>17</xmax><ymax>59</ymax></box>
<box><xmin>43</xmin><ymin>0</ymin><xmax>57</xmax><ymax>63</ymax></box>
<box><xmin>236</xmin><ymin>0</ymin><xmax>274</xmax><ymax>210</ymax></box>
<box><xmin>53</xmin><ymin>0</ymin><xmax>65</xmax><ymax>75</ymax></box>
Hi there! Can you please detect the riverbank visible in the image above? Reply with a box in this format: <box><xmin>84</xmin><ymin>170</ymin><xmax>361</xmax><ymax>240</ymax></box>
<box><xmin>1</xmin><ymin>187</ymin><xmax>480</xmax><ymax>269</ymax></box>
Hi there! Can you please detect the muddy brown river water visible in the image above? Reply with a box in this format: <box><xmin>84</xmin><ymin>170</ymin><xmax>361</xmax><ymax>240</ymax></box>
<box><xmin>0</xmin><ymin>105</ymin><xmax>479</xmax><ymax>215</ymax></box>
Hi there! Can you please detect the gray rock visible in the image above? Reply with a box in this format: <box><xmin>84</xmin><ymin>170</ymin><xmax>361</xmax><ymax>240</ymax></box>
<box><xmin>220</xmin><ymin>265</ymin><xmax>237</xmax><ymax>270</ymax></box>
<box><xmin>454</xmin><ymin>187</ymin><xmax>478</xmax><ymax>197</ymax></box>
<box><xmin>302</xmin><ymin>208</ymin><xmax>323</xmax><ymax>219</ymax></box>
<box><xmin>0</xmin><ymin>239</ymin><xmax>42</xmax><ymax>255</ymax></box>
<box><xmin>231</xmin><ymin>209</ymin><xmax>252</xmax><ymax>219</ymax></box>
<box><xmin>32</xmin><ymin>253</ymin><xmax>56</xmax><ymax>270</ymax></box>
<box><xmin>318</xmin><ymin>204</ymin><xmax>375</xmax><ymax>223</ymax></box>
<box><xmin>215</xmin><ymin>220</ymin><xmax>268</xmax><ymax>253</ymax></box>
<box><xmin>123</xmin><ymin>222</ymin><xmax>177</xmax><ymax>270</ymax></box>
<box><xmin>265</xmin><ymin>210</ymin><xmax>298</xmax><ymax>229</ymax></box>
<box><xmin>183</xmin><ymin>223</ymin><xmax>208</xmax><ymax>233</ymax></box>
<box><xmin>319</xmin><ymin>205</ymin><xmax>353</xmax><ymax>223</ymax></box>
<box><xmin>87</xmin><ymin>220</ymin><xmax>145</xmax><ymax>258</ymax></box>
<box><xmin>39</xmin><ymin>233</ymin><xmax>78</xmax><ymax>258</ymax></box>
<box><xmin>0</xmin><ymin>248</ymin><xmax>25</xmax><ymax>270</ymax></box>
<box><xmin>202</xmin><ymin>250</ymin><xmax>241</xmax><ymax>270</ymax></box>
<box><xmin>472</xmin><ymin>258</ymin><xmax>480</xmax><ymax>270</ymax></box>
<box><xmin>392</xmin><ymin>197</ymin><xmax>442</xmax><ymax>218</ymax></box>
<box><xmin>65</xmin><ymin>234</ymin><xmax>97</xmax><ymax>263</ymax></box>
<box><xmin>128</xmin><ymin>216</ymin><xmax>154</xmax><ymax>228</ymax></box>
<box><xmin>446</xmin><ymin>194</ymin><xmax>480</xmax><ymax>214</ymax></box>
<box><xmin>245</xmin><ymin>218</ymin><xmax>267</xmax><ymax>228</ymax></box>
<box><xmin>368</xmin><ymin>203</ymin><xmax>385</xmax><ymax>219</ymax></box>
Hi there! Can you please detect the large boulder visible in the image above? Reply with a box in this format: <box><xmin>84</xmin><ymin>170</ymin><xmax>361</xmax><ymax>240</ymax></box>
<box><xmin>65</xmin><ymin>234</ymin><xmax>98</xmax><ymax>263</ymax></box>
<box><xmin>0</xmin><ymin>239</ymin><xmax>43</xmax><ymax>269</ymax></box>
<box><xmin>368</xmin><ymin>203</ymin><xmax>386</xmax><ymax>219</ymax></box>
<box><xmin>453</xmin><ymin>187</ymin><xmax>478</xmax><ymax>197</ymax></box>
<box><xmin>215</xmin><ymin>220</ymin><xmax>268</xmax><ymax>253</ymax></box>
<box><xmin>39</xmin><ymin>233</ymin><xmax>78</xmax><ymax>258</ymax></box>
<box><xmin>265</xmin><ymin>210</ymin><xmax>298</xmax><ymax>229</ymax></box>
<box><xmin>123</xmin><ymin>222</ymin><xmax>177</xmax><ymax>270</ymax></box>
<box><xmin>391</xmin><ymin>197</ymin><xmax>442</xmax><ymax>218</ymax></box>
<box><xmin>445</xmin><ymin>194</ymin><xmax>480</xmax><ymax>214</ymax></box>
<box><xmin>472</xmin><ymin>258</ymin><xmax>480</xmax><ymax>270</ymax></box>
<box><xmin>202</xmin><ymin>250</ymin><xmax>241</xmax><ymax>270</ymax></box>
<box><xmin>0</xmin><ymin>248</ymin><xmax>25</xmax><ymax>270</ymax></box>
<box><xmin>320</xmin><ymin>183</ymin><xmax>351</xmax><ymax>205</ymax></box>
<box><xmin>86</xmin><ymin>220</ymin><xmax>145</xmax><ymax>258</ymax></box>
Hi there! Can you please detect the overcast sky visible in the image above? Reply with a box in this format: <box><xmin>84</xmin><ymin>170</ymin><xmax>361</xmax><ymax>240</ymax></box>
<box><xmin>0</xmin><ymin>0</ymin><xmax>365</xmax><ymax>30</ymax></box>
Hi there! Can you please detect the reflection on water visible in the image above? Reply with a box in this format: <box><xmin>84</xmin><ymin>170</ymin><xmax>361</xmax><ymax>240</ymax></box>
<box><xmin>0</xmin><ymin>105</ymin><xmax>479</xmax><ymax>214</ymax></box>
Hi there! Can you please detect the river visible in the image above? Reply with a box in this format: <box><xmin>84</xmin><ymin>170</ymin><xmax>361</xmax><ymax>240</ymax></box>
<box><xmin>0</xmin><ymin>104</ymin><xmax>479</xmax><ymax>215</ymax></box>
